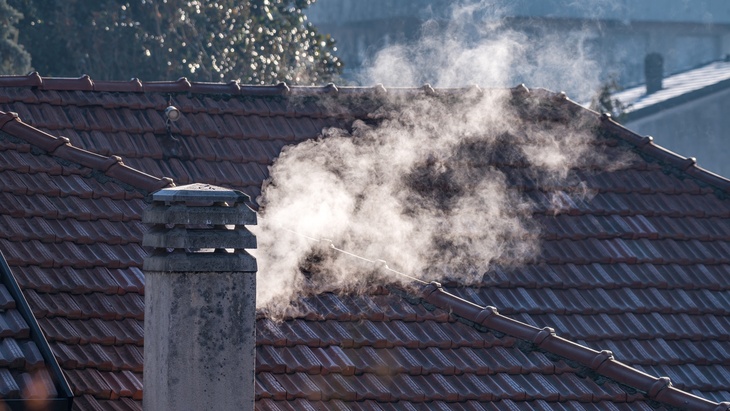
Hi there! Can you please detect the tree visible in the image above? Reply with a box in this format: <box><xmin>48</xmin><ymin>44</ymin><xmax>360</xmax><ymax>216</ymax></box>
<box><xmin>9</xmin><ymin>0</ymin><xmax>342</xmax><ymax>84</ymax></box>
<box><xmin>0</xmin><ymin>0</ymin><xmax>31</xmax><ymax>75</ymax></box>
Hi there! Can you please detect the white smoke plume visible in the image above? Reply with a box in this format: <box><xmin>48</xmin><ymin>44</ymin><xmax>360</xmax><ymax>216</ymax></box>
<box><xmin>359</xmin><ymin>1</ymin><xmax>602</xmax><ymax>101</ymax></box>
<box><xmin>252</xmin><ymin>1</ymin><xmax>609</xmax><ymax>312</ymax></box>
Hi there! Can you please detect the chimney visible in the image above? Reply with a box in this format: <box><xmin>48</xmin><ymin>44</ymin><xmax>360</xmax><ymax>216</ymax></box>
<box><xmin>142</xmin><ymin>183</ymin><xmax>257</xmax><ymax>411</ymax></box>
<box><xmin>645</xmin><ymin>52</ymin><xmax>664</xmax><ymax>94</ymax></box>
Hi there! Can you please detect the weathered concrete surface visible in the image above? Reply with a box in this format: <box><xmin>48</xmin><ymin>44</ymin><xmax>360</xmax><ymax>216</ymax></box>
<box><xmin>142</xmin><ymin>226</ymin><xmax>257</xmax><ymax>250</ymax></box>
<box><xmin>143</xmin><ymin>270</ymin><xmax>256</xmax><ymax>411</ymax></box>
<box><xmin>143</xmin><ymin>184</ymin><xmax>257</xmax><ymax>411</ymax></box>
<box><xmin>143</xmin><ymin>250</ymin><xmax>257</xmax><ymax>273</ymax></box>
<box><xmin>143</xmin><ymin>203</ymin><xmax>257</xmax><ymax>226</ymax></box>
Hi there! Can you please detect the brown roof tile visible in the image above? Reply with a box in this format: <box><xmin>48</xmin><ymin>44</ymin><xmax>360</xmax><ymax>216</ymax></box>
<box><xmin>1</xmin><ymin>77</ymin><xmax>730</xmax><ymax>410</ymax></box>
<box><xmin>418</xmin><ymin>281</ymin><xmax>729</xmax><ymax>410</ymax></box>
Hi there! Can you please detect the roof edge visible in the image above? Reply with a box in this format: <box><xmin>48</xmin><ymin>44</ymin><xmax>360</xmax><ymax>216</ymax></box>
<box><xmin>510</xmin><ymin>87</ymin><xmax>730</xmax><ymax>194</ymax></box>
<box><xmin>542</xmin><ymin>93</ymin><xmax>730</xmax><ymax>196</ymax></box>
<box><xmin>0</xmin><ymin>76</ymin><xmax>726</xmax><ymax>195</ymax></box>
<box><xmin>0</xmin><ymin>73</ymin><xmax>477</xmax><ymax>97</ymax></box>
<box><xmin>0</xmin><ymin>73</ymin><xmax>295</xmax><ymax>96</ymax></box>
<box><xmin>0</xmin><ymin>110</ymin><xmax>174</xmax><ymax>193</ymax></box>
<box><xmin>0</xmin><ymin>251</ymin><xmax>73</xmax><ymax>410</ymax></box>
<box><xmin>412</xmin><ymin>281</ymin><xmax>730</xmax><ymax>411</ymax></box>
<box><xmin>597</xmin><ymin>111</ymin><xmax>730</xmax><ymax>194</ymax></box>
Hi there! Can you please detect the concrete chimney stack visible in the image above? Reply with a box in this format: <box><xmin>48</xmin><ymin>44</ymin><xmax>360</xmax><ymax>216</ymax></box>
<box><xmin>645</xmin><ymin>52</ymin><xmax>664</xmax><ymax>94</ymax></box>
<box><xmin>142</xmin><ymin>183</ymin><xmax>257</xmax><ymax>411</ymax></box>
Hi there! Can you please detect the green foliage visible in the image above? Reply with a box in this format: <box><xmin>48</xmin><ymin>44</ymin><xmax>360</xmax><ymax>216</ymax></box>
<box><xmin>0</xmin><ymin>0</ymin><xmax>31</xmax><ymax>74</ymax></box>
<box><xmin>9</xmin><ymin>0</ymin><xmax>342</xmax><ymax>84</ymax></box>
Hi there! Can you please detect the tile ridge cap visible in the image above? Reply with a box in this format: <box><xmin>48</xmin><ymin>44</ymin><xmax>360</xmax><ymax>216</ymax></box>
<box><xmin>597</xmin><ymin>110</ymin><xmax>730</xmax><ymax>195</ymax></box>
<box><xmin>547</xmin><ymin>95</ymin><xmax>730</xmax><ymax>196</ymax></box>
<box><xmin>0</xmin><ymin>72</ymin><xmax>43</xmax><ymax>87</ymax></box>
<box><xmin>414</xmin><ymin>282</ymin><xmax>728</xmax><ymax>411</ymax></box>
<box><xmin>0</xmin><ymin>109</ymin><xmax>174</xmax><ymax>193</ymax></box>
<box><xmin>0</xmin><ymin>74</ymin><xmax>497</xmax><ymax>97</ymax></box>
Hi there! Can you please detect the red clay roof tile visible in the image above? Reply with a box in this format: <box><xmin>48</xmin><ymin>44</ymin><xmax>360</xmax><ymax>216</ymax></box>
<box><xmin>0</xmin><ymin>286</ymin><xmax>15</xmax><ymax>311</ymax></box>
<box><xmin>65</xmin><ymin>368</ymin><xmax>113</xmax><ymax>399</ymax></box>
<box><xmin>92</xmin><ymin>79</ymin><xmax>144</xmax><ymax>94</ymax></box>
<box><xmin>2</xmin><ymin>79</ymin><xmax>730</xmax><ymax>410</ymax></box>
<box><xmin>415</xmin><ymin>282</ymin><xmax>729</xmax><ymax>410</ymax></box>
<box><xmin>0</xmin><ymin>368</ymin><xmax>21</xmax><ymax>397</ymax></box>
<box><xmin>41</xmin><ymin>76</ymin><xmax>94</xmax><ymax>92</ymax></box>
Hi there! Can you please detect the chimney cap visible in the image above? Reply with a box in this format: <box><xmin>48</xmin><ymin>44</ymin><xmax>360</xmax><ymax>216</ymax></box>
<box><xmin>152</xmin><ymin>183</ymin><xmax>250</xmax><ymax>205</ymax></box>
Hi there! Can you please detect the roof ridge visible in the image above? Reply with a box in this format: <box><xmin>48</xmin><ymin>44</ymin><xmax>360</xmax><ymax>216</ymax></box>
<box><xmin>0</xmin><ymin>110</ymin><xmax>173</xmax><ymax>193</ymax></box>
<box><xmin>0</xmin><ymin>73</ymin><xmax>479</xmax><ymax>97</ymax></box>
<box><xmin>411</xmin><ymin>281</ymin><xmax>730</xmax><ymax>411</ymax></box>
<box><xmin>541</xmin><ymin>93</ymin><xmax>730</xmax><ymax>196</ymax></box>
<box><xmin>1</xmin><ymin>75</ymin><xmax>727</xmax><ymax>195</ymax></box>
<box><xmin>599</xmin><ymin>112</ymin><xmax>730</xmax><ymax>194</ymax></box>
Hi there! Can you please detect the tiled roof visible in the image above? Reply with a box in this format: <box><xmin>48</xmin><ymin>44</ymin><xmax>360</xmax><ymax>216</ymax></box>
<box><xmin>0</xmin><ymin>106</ymin><xmax>171</xmax><ymax>408</ymax></box>
<box><xmin>612</xmin><ymin>59</ymin><xmax>730</xmax><ymax>120</ymax></box>
<box><xmin>0</xmin><ymin>251</ymin><xmax>73</xmax><ymax>410</ymax></box>
<box><xmin>0</xmin><ymin>74</ymin><xmax>730</xmax><ymax>410</ymax></box>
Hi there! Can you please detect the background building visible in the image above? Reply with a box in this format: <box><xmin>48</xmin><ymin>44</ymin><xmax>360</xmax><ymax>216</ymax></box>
<box><xmin>308</xmin><ymin>0</ymin><xmax>730</xmax><ymax>89</ymax></box>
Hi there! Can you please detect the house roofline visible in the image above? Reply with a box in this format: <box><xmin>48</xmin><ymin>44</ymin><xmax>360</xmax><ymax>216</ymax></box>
<box><xmin>412</xmin><ymin>281</ymin><xmax>730</xmax><ymax>411</ymax></box>
<box><xmin>537</xmin><ymin>91</ymin><xmax>730</xmax><ymax>197</ymax></box>
<box><xmin>0</xmin><ymin>72</ymin><xmax>479</xmax><ymax>97</ymax></box>
<box><xmin>0</xmin><ymin>111</ymin><xmax>174</xmax><ymax>194</ymax></box>
<box><xmin>1</xmin><ymin>74</ymin><xmax>727</xmax><ymax>198</ymax></box>
<box><xmin>597</xmin><ymin>110</ymin><xmax>730</xmax><ymax>195</ymax></box>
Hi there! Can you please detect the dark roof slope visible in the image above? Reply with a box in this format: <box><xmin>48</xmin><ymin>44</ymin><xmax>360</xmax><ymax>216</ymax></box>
<box><xmin>0</xmin><ymin>74</ymin><xmax>729</xmax><ymax>410</ymax></box>
<box><xmin>0</xmin><ymin>110</ymin><xmax>171</xmax><ymax>408</ymax></box>
<box><xmin>0</xmin><ymin>251</ymin><xmax>73</xmax><ymax>410</ymax></box>
<box><xmin>419</xmin><ymin>281</ymin><xmax>727</xmax><ymax>410</ymax></box>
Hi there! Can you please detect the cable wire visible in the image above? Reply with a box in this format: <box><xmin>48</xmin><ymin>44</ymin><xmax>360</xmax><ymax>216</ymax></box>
<box><xmin>256</xmin><ymin>217</ymin><xmax>429</xmax><ymax>285</ymax></box>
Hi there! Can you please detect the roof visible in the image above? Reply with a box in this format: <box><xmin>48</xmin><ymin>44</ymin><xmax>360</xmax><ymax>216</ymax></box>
<box><xmin>612</xmin><ymin>59</ymin><xmax>730</xmax><ymax>121</ymax></box>
<box><xmin>0</xmin><ymin>251</ymin><xmax>73</xmax><ymax>410</ymax></box>
<box><xmin>0</xmin><ymin>107</ymin><xmax>170</xmax><ymax>408</ymax></box>
<box><xmin>0</xmin><ymin>74</ymin><xmax>729</xmax><ymax>410</ymax></box>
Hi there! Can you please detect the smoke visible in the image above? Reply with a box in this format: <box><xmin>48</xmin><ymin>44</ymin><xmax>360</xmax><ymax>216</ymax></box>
<box><xmin>252</xmin><ymin>1</ymin><xmax>609</xmax><ymax>312</ymax></box>
<box><xmin>359</xmin><ymin>0</ymin><xmax>602</xmax><ymax>101</ymax></box>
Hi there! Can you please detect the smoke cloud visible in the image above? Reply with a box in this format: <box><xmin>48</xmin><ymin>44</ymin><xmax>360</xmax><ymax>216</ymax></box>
<box><xmin>359</xmin><ymin>1</ymin><xmax>602</xmax><ymax>101</ymax></box>
<box><xmin>252</xmin><ymin>1</ymin><xmax>609</xmax><ymax>313</ymax></box>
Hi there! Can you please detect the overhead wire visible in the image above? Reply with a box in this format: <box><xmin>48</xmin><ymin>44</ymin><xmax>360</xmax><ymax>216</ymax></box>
<box><xmin>255</xmin><ymin>217</ymin><xmax>429</xmax><ymax>285</ymax></box>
